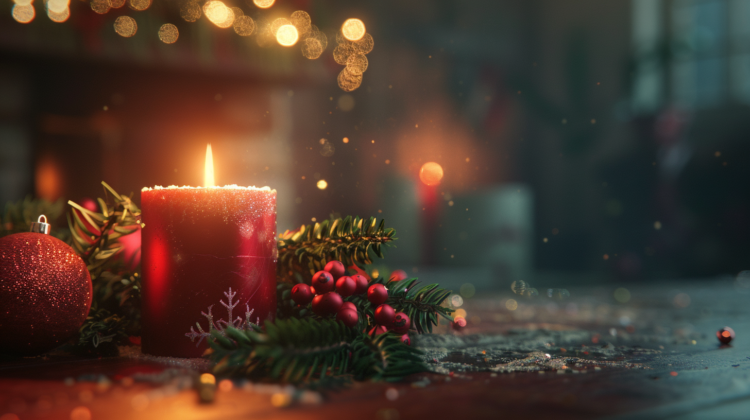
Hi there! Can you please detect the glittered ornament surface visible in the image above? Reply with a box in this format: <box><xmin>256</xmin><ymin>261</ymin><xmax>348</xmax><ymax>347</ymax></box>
<box><xmin>0</xmin><ymin>232</ymin><xmax>92</xmax><ymax>355</ymax></box>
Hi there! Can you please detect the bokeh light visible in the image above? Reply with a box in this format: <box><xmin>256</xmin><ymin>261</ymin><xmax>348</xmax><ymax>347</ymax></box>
<box><xmin>14</xmin><ymin>0</ymin><xmax>32</xmax><ymax>6</ymax></box>
<box><xmin>614</xmin><ymin>287</ymin><xmax>631</xmax><ymax>303</ymax></box>
<box><xmin>505</xmin><ymin>299</ymin><xmax>518</xmax><ymax>311</ymax></box>
<box><xmin>70</xmin><ymin>406</ymin><xmax>92</xmax><ymax>420</ymax></box>
<box><xmin>301</xmin><ymin>37</ymin><xmax>323</xmax><ymax>59</ymax></box>
<box><xmin>276</xmin><ymin>24</ymin><xmax>299</xmax><ymax>46</ymax></box>
<box><xmin>109</xmin><ymin>0</ymin><xmax>126</xmax><ymax>8</ymax></box>
<box><xmin>47</xmin><ymin>0</ymin><xmax>69</xmax><ymax>14</ymax></box>
<box><xmin>218</xmin><ymin>379</ymin><xmax>233</xmax><ymax>392</ymax></box>
<box><xmin>90</xmin><ymin>0</ymin><xmax>110</xmax><ymax>14</ymax></box>
<box><xmin>253</xmin><ymin>0</ymin><xmax>274</xmax><ymax>9</ymax></box>
<box><xmin>345</xmin><ymin>53</ymin><xmax>368</xmax><ymax>76</ymax></box>
<box><xmin>317</xmin><ymin>180</ymin><xmax>328</xmax><ymax>190</ymax></box>
<box><xmin>204</xmin><ymin>1</ymin><xmax>234</xmax><ymax>28</ymax></box>
<box><xmin>233</xmin><ymin>15</ymin><xmax>255</xmax><ymax>36</ymax></box>
<box><xmin>158</xmin><ymin>23</ymin><xmax>179</xmax><ymax>44</ymax></box>
<box><xmin>341</xmin><ymin>18</ymin><xmax>366</xmax><ymax>41</ymax></box>
<box><xmin>337</xmin><ymin>68</ymin><xmax>363</xmax><ymax>92</ymax></box>
<box><xmin>114</xmin><ymin>16</ymin><xmax>138</xmax><ymax>37</ymax></box>
<box><xmin>199</xmin><ymin>373</ymin><xmax>216</xmax><ymax>384</ymax></box>
<box><xmin>338</xmin><ymin>94</ymin><xmax>355</xmax><ymax>111</ymax></box>
<box><xmin>47</xmin><ymin>6</ymin><xmax>70</xmax><ymax>22</ymax></box>
<box><xmin>419</xmin><ymin>162</ymin><xmax>444</xmax><ymax>186</ymax></box>
<box><xmin>290</xmin><ymin>10</ymin><xmax>311</xmax><ymax>37</ymax></box>
<box><xmin>180</xmin><ymin>1</ymin><xmax>201</xmax><ymax>22</ymax></box>
<box><xmin>128</xmin><ymin>0</ymin><xmax>150</xmax><ymax>11</ymax></box>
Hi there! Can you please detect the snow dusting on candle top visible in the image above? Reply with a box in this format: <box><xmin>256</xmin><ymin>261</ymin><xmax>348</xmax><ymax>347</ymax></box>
<box><xmin>141</xmin><ymin>185</ymin><xmax>276</xmax><ymax>192</ymax></box>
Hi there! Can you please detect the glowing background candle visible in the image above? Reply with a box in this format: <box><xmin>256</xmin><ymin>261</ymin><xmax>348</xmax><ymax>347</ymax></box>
<box><xmin>141</xmin><ymin>146</ymin><xmax>277</xmax><ymax>358</ymax></box>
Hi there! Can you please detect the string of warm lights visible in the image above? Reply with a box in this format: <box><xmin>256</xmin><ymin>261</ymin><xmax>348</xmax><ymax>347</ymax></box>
<box><xmin>10</xmin><ymin>0</ymin><xmax>373</xmax><ymax>91</ymax></box>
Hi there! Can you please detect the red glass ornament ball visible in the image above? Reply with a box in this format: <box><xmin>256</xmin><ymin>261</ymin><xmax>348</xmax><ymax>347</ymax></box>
<box><xmin>352</xmin><ymin>274</ymin><xmax>369</xmax><ymax>295</ymax></box>
<box><xmin>367</xmin><ymin>284</ymin><xmax>388</xmax><ymax>306</ymax></box>
<box><xmin>717</xmin><ymin>327</ymin><xmax>735</xmax><ymax>344</ymax></box>
<box><xmin>337</xmin><ymin>308</ymin><xmax>359</xmax><ymax>328</ymax></box>
<box><xmin>389</xmin><ymin>269</ymin><xmax>408</xmax><ymax>283</ymax></box>
<box><xmin>368</xmin><ymin>325</ymin><xmax>388</xmax><ymax>336</ymax></box>
<box><xmin>341</xmin><ymin>301</ymin><xmax>357</xmax><ymax>312</ymax></box>
<box><xmin>312</xmin><ymin>271</ymin><xmax>335</xmax><ymax>294</ymax></box>
<box><xmin>336</xmin><ymin>276</ymin><xmax>356</xmax><ymax>297</ymax></box>
<box><xmin>291</xmin><ymin>283</ymin><xmax>314</xmax><ymax>305</ymax></box>
<box><xmin>312</xmin><ymin>292</ymin><xmax>343</xmax><ymax>316</ymax></box>
<box><xmin>400</xmin><ymin>334</ymin><xmax>411</xmax><ymax>346</ymax></box>
<box><xmin>0</xmin><ymin>232</ymin><xmax>92</xmax><ymax>355</ymax></box>
<box><xmin>374</xmin><ymin>304</ymin><xmax>396</xmax><ymax>326</ymax></box>
<box><xmin>391</xmin><ymin>312</ymin><xmax>411</xmax><ymax>334</ymax></box>
<box><xmin>324</xmin><ymin>260</ymin><xmax>346</xmax><ymax>279</ymax></box>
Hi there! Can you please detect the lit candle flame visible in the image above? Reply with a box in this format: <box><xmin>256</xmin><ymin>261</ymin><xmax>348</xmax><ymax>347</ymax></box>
<box><xmin>204</xmin><ymin>144</ymin><xmax>215</xmax><ymax>187</ymax></box>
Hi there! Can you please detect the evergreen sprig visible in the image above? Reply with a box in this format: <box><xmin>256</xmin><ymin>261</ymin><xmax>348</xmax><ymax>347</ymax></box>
<box><xmin>277</xmin><ymin>216</ymin><xmax>396</xmax><ymax>283</ymax></box>
<box><xmin>67</xmin><ymin>181</ymin><xmax>142</xmax><ymax>280</ymax></box>
<box><xmin>376</xmin><ymin>278</ymin><xmax>455</xmax><ymax>334</ymax></box>
<box><xmin>207</xmin><ymin>318</ymin><xmax>426</xmax><ymax>384</ymax></box>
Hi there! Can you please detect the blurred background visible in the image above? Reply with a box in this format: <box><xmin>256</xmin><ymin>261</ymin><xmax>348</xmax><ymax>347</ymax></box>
<box><xmin>2</xmin><ymin>0</ymin><xmax>749</xmax><ymax>291</ymax></box>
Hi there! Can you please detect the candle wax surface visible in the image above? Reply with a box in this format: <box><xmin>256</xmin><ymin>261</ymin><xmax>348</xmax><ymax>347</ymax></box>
<box><xmin>141</xmin><ymin>186</ymin><xmax>277</xmax><ymax>358</ymax></box>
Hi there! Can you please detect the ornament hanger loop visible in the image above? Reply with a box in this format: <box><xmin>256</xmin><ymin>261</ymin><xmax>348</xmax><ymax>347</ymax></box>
<box><xmin>30</xmin><ymin>214</ymin><xmax>51</xmax><ymax>234</ymax></box>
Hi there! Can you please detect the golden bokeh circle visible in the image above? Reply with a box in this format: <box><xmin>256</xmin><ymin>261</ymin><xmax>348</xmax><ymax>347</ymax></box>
<box><xmin>233</xmin><ymin>15</ymin><xmax>255</xmax><ymax>36</ymax></box>
<box><xmin>337</xmin><ymin>68</ymin><xmax>363</xmax><ymax>92</ymax></box>
<box><xmin>128</xmin><ymin>0</ymin><xmax>150</xmax><ymax>11</ymax></box>
<box><xmin>341</xmin><ymin>18</ymin><xmax>365</xmax><ymax>41</ymax></box>
<box><xmin>204</xmin><ymin>1</ymin><xmax>234</xmax><ymax>28</ymax></box>
<box><xmin>253</xmin><ymin>0</ymin><xmax>274</xmax><ymax>8</ymax></box>
<box><xmin>311</xmin><ymin>25</ymin><xmax>328</xmax><ymax>50</ymax></box>
<box><xmin>12</xmin><ymin>4</ymin><xmax>35</xmax><ymax>23</ymax></box>
<box><xmin>109</xmin><ymin>0</ymin><xmax>126</xmax><ymax>8</ymax></box>
<box><xmin>345</xmin><ymin>53</ymin><xmax>368</xmax><ymax>76</ymax></box>
<box><xmin>290</xmin><ymin>10</ymin><xmax>311</xmax><ymax>37</ymax></box>
<box><xmin>180</xmin><ymin>1</ymin><xmax>201</xmax><ymax>22</ymax></box>
<box><xmin>14</xmin><ymin>0</ymin><xmax>33</xmax><ymax>6</ymax></box>
<box><xmin>114</xmin><ymin>15</ymin><xmax>138</xmax><ymax>37</ymax></box>
<box><xmin>47</xmin><ymin>0</ymin><xmax>69</xmax><ymax>14</ymax></box>
<box><xmin>230</xmin><ymin>6</ymin><xmax>243</xmax><ymax>17</ymax></box>
<box><xmin>91</xmin><ymin>0</ymin><xmax>110</xmax><ymax>14</ymax></box>
<box><xmin>354</xmin><ymin>33</ymin><xmax>374</xmax><ymax>54</ymax></box>
<box><xmin>333</xmin><ymin>43</ymin><xmax>355</xmax><ymax>65</ymax></box>
<box><xmin>47</xmin><ymin>7</ymin><xmax>70</xmax><ymax>22</ymax></box>
<box><xmin>301</xmin><ymin>37</ymin><xmax>323</xmax><ymax>59</ymax></box>
<box><xmin>419</xmin><ymin>162</ymin><xmax>444</xmax><ymax>186</ymax></box>
<box><xmin>270</xmin><ymin>17</ymin><xmax>290</xmax><ymax>35</ymax></box>
<box><xmin>158</xmin><ymin>23</ymin><xmax>179</xmax><ymax>44</ymax></box>
<box><xmin>276</xmin><ymin>24</ymin><xmax>299</xmax><ymax>46</ymax></box>
<box><xmin>317</xmin><ymin>180</ymin><xmax>328</xmax><ymax>190</ymax></box>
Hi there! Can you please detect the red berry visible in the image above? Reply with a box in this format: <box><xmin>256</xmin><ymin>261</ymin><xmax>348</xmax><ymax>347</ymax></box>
<box><xmin>400</xmin><ymin>334</ymin><xmax>411</xmax><ymax>346</ymax></box>
<box><xmin>352</xmin><ymin>274</ymin><xmax>369</xmax><ymax>295</ymax></box>
<box><xmin>291</xmin><ymin>284</ymin><xmax>313</xmax><ymax>305</ymax></box>
<box><xmin>391</xmin><ymin>312</ymin><xmax>411</xmax><ymax>334</ymax></box>
<box><xmin>341</xmin><ymin>302</ymin><xmax>357</xmax><ymax>312</ymax></box>
<box><xmin>312</xmin><ymin>292</ymin><xmax>343</xmax><ymax>316</ymax></box>
<box><xmin>324</xmin><ymin>260</ymin><xmax>346</xmax><ymax>279</ymax></box>
<box><xmin>367</xmin><ymin>284</ymin><xmax>388</xmax><ymax>306</ymax></box>
<box><xmin>374</xmin><ymin>304</ymin><xmax>396</xmax><ymax>326</ymax></box>
<box><xmin>717</xmin><ymin>327</ymin><xmax>735</xmax><ymax>344</ymax></box>
<box><xmin>312</xmin><ymin>271</ymin><xmax>335</xmax><ymax>294</ymax></box>
<box><xmin>368</xmin><ymin>325</ymin><xmax>388</xmax><ymax>336</ymax></box>
<box><xmin>335</xmin><ymin>276</ymin><xmax>356</xmax><ymax>297</ymax></box>
<box><xmin>336</xmin><ymin>308</ymin><xmax>358</xmax><ymax>328</ymax></box>
<box><xmin>389</xmin><ymin>269</ymin><xmax>408</xmax><ymax>282</ymax></box>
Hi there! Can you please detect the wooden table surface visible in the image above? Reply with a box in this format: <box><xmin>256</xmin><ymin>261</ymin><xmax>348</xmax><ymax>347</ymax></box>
<box><xmin>2</xmin><ymin>279</ymin><xmax>749</xmax><ymax>420</ymax></box>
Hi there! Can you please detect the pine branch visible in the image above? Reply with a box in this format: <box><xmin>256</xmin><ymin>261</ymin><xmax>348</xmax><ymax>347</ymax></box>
<box><xmin>277</xmin><ymin>216</ymin><xmax>396</xmax><ymax>283</ymax></box>
<box><xmin>76</xmin><ymin>306</ymin><xmax>130</xmax><ymax>355</ymax></box>
<box><xmin>1</xmin><ymin>196</ymin><xmax>68</xmax><ymax>240</ymax></box>
<box><xmin>207</xmin><ymin>318</ymin><xmax>427</xmax><ymax>383</ymax></box>
<box><xmin>67</xmin><ymin>181</ymin><xmax>142</xmax><ymax>280</ymax></box>
<box><xmin>373</xmin><ymin>278</ymin><xmax>455</xmax><ymax>334</ymax></box>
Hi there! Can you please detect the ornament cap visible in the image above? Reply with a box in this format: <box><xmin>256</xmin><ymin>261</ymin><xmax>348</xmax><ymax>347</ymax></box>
<box><xmin>30</xmin><ymin>215</ymin><xmax>51</xmax><ymax>234</ymax></box>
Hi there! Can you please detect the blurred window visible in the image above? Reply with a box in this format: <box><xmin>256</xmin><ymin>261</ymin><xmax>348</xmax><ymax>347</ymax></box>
<box><xmin>632</xmin><ymin>0</ymin><xmax>750</xmax><ymax>111</ymax></box>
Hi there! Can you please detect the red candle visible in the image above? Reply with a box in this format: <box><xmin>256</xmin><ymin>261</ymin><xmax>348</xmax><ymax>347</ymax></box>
<box><xmin>140</xmin><ymin>147</ymin><xmax>277</xmax><ymax>358</ymax></box>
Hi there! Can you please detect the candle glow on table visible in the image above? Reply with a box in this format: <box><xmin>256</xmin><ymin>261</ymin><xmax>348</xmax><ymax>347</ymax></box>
<box><xmin>140</xmin><ymin>145</ymin><xmax>277</xmax><ymax>358</ymax></box>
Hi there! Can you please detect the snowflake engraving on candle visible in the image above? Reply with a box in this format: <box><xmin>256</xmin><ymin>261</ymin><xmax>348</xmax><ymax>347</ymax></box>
<box><xmin>185</xmin><ymin>287</ymin><xmax>260</xmax><ymax>346</ymax></box>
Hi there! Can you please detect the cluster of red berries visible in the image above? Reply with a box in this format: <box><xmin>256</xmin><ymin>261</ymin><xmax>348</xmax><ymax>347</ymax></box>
<box><xmin>290</xmin><ymin>263</ymin><xmax>412</xmax><ymax>344</ymax></box>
